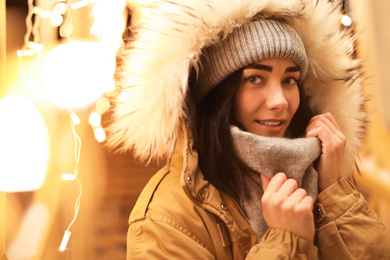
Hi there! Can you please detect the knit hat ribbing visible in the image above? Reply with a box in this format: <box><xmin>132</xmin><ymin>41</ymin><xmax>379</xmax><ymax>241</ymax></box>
<box><xmin>196</xmin><ymin>19</ymin><xmax>308</xmax><ymax>99</ymax></box>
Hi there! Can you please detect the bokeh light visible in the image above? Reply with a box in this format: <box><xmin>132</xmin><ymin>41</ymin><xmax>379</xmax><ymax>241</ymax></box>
<box><xmin>94</xmin><ymin>127</ymin><xmax>106</xmax><ymax>143</ymax></box>
<box><xmin>0</xmin><ymin>95</ymin><xmax>50</xmax><ymax>192</ymax></box>
<box><xmin>341</xmin><ymin>14</ymin><xmax>352</xmax><ymax>26</ymax></box>
<box><xmin>89</xmin><ymin>112</ymin><xmax>101</xmax><ymax>127</ymax></box>
<box><xmin>41</xmin><ymin>41</ymin><xmax>116</xmax><ymax>109</ymax></box>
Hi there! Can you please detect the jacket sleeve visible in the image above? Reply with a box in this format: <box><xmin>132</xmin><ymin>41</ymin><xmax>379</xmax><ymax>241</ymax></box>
<box><xmin>127</xmin><ymin>217</ymin><xmax>215</xmax><ymax>260</ymax></box>
<box><xmin>315</xmin><ymin>177</ymin><xmax>390</xmax><ymax>259</ymax></box>
<box><xmin>246</xmin><ymin>228</ymin><xmax>318</xmax><ymax>260</ymax></box>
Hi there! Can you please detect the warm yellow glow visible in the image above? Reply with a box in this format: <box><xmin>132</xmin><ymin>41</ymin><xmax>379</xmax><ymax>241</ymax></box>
<box><xmin>89</xmin><ymin>112</ymin><xmax>101</xmax><ymax>127</ymax></box>
<box><xmin>54</xmin><ymin>3</ymin><xmax>67</xmax><ymax>15</ymax></box>
<box><xmin>341</xmin><ymin>14</ymin><xmax>352</xmax><ymax>26</ymax></box>
<box><xmin>94</xmin><ymin>127</ymin><xmax>106</xmax><ymax>143</ymax></box>
<box><xmin>6</xmin><ymin>202</ymin><xmax>50</xmax><ymax>259</ymax></box>
<box><xmin>91</xmin><ymin>0</ymin><xmax>126</xmax><ymax>53</ymax></box>
<box><xmin>95</xmin><ymin>98</ymin><xmax>110</xmax><ymax>114</ymax></box>
<box><xmin>0</xmin><ymin>95</ymin><xmax>49</xmax><ymax>192</ymax></box>
<box><xmin>71</xmin><ymin>0</ymin><xmax>89</xmax><ymax>10</ymax></box>
<box><xmin>59</xmin><ymin>230</ymin><xmax>71</xmax><ymax>251</ymax></box>
<box><xmin>41</xmin><ymin>41</ymin><xmax>116</xmax><ymax>108</ymax></box>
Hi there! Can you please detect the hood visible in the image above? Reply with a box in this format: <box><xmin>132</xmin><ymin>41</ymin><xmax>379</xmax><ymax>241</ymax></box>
<box><xmin>106</xmin><ymin>0</ymin><xmax>366</xmax><ymax>176</ymax></box>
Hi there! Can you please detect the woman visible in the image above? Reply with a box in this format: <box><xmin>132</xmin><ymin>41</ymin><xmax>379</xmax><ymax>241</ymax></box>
<box><xmin>107</xmin><ymin>0</ymin><xmax>390</xmax><ymax>259</ymax></box>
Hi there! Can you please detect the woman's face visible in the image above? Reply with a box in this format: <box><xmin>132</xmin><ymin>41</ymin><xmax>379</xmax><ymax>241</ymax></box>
<box><xmin>234</xmin><ymin>58</ymin><xmax>300</xmax><ymax>137</ymax></box>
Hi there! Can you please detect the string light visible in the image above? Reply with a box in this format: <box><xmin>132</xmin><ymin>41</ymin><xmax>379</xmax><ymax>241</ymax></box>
<box><xmin>50</xmin><ymin>12</ymin><xmax>64</xmax><ymax>27</ymax></box>
<box><xmin>61</xmin><ymin>173</ymin><xmax>76</xmax><ymax>181</ymax></box>
<box><xmin>59</xmin><ymin>230</ymin><xmax>71</xmax><ymax>251</ymax></box>
<box><xmin>59</xmin><ymin>108</ymin><xmax>83</xmax><ymax>251</ymax></box>
<box><xmin>54</xmin><ymin>3</ymin><xmax>67</xmax><ymax>15</ymax></box>
<box><xmin>17</xmin><ymin>0</ymin><xmax>98</xmax><ymax>58</ymax></box>
<box><xmin>16</xmin><ymin>0</ymin><xmax>119</xmax><ymax>251</ymax></box>
<box><xmin>70</xmin><ymin>112</ymin><xmax>81</xmax><ymax>126</ymax></box>
<box><xmin>71</xmin><ymin>0</ymin><xmax>89</xmax><ymax>10</ymax></box>
<box><xmin>89</xmin><ymin>112</ymin><xmax>101</xmax><ymax>127</ymax></box>
<box><xmin>94</xmin><ymin>127</ymin><xmax>106</xmax><ymax>143</ymax></box>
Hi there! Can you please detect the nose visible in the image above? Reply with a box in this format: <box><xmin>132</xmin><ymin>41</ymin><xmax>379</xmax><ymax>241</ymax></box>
<box><xmin>265</xmin><ymin>84</ymin><xmax>288</xmax><ymax>110</ymax></box>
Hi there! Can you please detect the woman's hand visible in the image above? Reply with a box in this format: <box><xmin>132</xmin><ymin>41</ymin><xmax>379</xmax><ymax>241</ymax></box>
<box><xmin>261</xmin><ymin>173</ymin><xmax>315</xmax><ymax>243</ymax></box>
<box><xmin>306</xmin><ymin>112</ymin><xmax>346</xmax><ymax>192</ymax></box>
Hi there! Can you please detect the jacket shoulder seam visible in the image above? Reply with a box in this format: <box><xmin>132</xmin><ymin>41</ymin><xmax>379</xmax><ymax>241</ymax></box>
<box><xmin>129</xmin><ymin>169</ymin><xmax>170</xmax><ymax>223</ymax></box>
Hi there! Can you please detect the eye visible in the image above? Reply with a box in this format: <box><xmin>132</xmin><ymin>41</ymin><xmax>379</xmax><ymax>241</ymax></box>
<box><xmin>246</xmin><ymin>75</ymin><xmax>263</xmax><ymax>84</ymax></box>
<box><xmin>283</xmin><ymin>77</ymin><xmax>298</xmax><ymax>85</ymax></box>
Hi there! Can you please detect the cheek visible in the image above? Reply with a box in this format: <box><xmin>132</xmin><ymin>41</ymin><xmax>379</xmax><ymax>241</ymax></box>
<box><xmin>289</xmin><ymin>88</ymin><xmax>300</xmax><ymax>116</ymax></box>
<box><xmin>234</xmin><ymin>88</ymin><xmax>259</xmax><ymax>120</ymax></box>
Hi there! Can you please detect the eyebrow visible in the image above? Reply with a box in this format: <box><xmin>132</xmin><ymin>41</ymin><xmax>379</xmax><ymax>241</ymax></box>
<box><xmin>285</xmin><ymin>66</ymin><xmax>300</xmax><ymax>73</ymax></box>
<box><xmin>244</xmin><ymin>64</ymin><xmax>272</xmax><ymax>72</ymax></box>
<box><xmin>244</xmin><ymin>64</ymin><xmax>300</xmax><ymax>73</ymax></box>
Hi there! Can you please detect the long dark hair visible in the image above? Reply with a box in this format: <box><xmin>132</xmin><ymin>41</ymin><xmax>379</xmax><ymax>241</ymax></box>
<box><xmin>188</xmin><ymin>69</ymin><xmax>314</xmax><ymax>197</ymax></box>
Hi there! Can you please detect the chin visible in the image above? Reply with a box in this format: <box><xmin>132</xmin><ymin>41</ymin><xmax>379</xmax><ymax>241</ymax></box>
<box><xmin>252</xmin><ymin>130</ymin><xmax>285</xmax><ymax>138</ymax></box>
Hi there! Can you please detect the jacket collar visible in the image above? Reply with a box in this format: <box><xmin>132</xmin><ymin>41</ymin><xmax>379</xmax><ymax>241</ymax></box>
<box><xmin>175</xmin><ymin>122</ymin><xmax>258</xmax><ymax>249</ymax></box>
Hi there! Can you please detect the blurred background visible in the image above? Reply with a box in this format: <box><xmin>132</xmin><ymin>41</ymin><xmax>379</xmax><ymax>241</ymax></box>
<box><xmin>0</xmin><ymin>0</ymin><xmax>389</xmax><ymax>259</ymax></box>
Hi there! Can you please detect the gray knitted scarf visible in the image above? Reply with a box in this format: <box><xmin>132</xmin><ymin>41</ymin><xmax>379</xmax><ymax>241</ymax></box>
<box><xmin>230</xmin><ymin>126</ymin><xmax>322</xmax><ymax>240</ymax></box>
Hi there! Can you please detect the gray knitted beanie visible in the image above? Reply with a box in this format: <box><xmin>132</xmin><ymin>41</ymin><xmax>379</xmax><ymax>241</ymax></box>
<box><xmin>196</xmin><ymin>19</ymin><xmax>308</xmax><ymax>99</ymax></box>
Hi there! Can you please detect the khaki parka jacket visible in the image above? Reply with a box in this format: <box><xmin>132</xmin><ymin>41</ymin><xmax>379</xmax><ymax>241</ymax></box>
<box><xmin>127</xmin><ymin>125</ymin><xmax>390</xmax><ymax>260</ymax></box>
<box><xmin>106</xmin><ymin>0</ymin><xmax>390</xmax><ymax>259</ymax></box>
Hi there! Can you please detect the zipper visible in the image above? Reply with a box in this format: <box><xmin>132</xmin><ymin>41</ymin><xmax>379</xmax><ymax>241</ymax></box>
<box><xmin>227</xmin><ymin>194</ymin><xmax>250</xmax><ymax>223</ymax></box>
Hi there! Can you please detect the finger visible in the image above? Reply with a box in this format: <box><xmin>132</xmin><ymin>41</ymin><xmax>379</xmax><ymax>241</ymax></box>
<box><xmin>277</xmin><ymin>178</ymin><xmax>299</xmax><ymax>197</ymax></box>
<box><xmin>307</xmin><ymin>113</ymin><xmax>341</xmax><ymax>136</ymax></box>
<box><xmin>264</xmin><ymin>172</ymin><xmax>287</xmax><ymax>195</ymax></box>
<box><xmin>323</xmin><ymin>112</ymin><xmax>342</xmax><ymax>132</ymax></box>
<box><xmin>306</xmin><ymin>121</ymin><xmax>333</xmax><ymax>140</ymax></box>
<box><xmin>286</xmin><ymin>188</ymin><xmax>307</xmax><ymax>205</ymax></box>
<box><xmin>261</xmin><ymin>174</ymin><xmax>270</xmax><ymax>191</ymax></box>
<box><xmin>299</xmin><ymin>196</ymin><xmax>314</xmax><ymax>211</ymax></box>
<box><xmin>306</xmin><ymin>121</ymin><xmax>345</xmax><ymax>154</ymax></box>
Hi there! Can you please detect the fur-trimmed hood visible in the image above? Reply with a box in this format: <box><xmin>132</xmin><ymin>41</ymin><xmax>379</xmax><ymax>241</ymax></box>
<box><xmin>106</xmin><ymin>0</ymin><xmax>366</xmax><ymax>177</ymax></box>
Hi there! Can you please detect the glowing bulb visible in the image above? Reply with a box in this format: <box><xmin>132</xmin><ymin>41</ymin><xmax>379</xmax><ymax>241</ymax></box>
<box><xmin>33</xmin><ymin>7</ymin><xmax>42</xmax><ymax>15</ymax></box>
<box><xmin>0</xmin><ymin>95</ymin><xmax>49</xmax><ymax>192</ymax></box>
<box><xmin>94</xmin><ymin>127</ymin><xmax>106</xmax><ymax>143</ymax></box>
<box><xmin>41</xmin><ymin>11</ymin><xmax>51</xmax><ymax>19</ymax></box>
<box><xmin>51</xmin><ymin>13</ymin><xmax>64</xmax><ymax>27</ymax></box>
<box><xmin>17</xmin><ymin>49</ymin><xmax>36</xmax><ymax>57</ymax></box>
<box><xmin>71</xmin><ymin>0</ymin><xmax>89</xmax><ymax>10</ymax></box>
<box><xmin>42</xmin><ymin>41</ymin><xmax>116</xmax><ymax>109</ymax></box>
<box><xmin>61</xmin><ymin>173</ymin><xmax>76</xmax><ymax>181</ymax></box>
<box><xmin>96</xmin><ymin>98</ymin><xmax>110</xmax><ymax>114</ymax></box>
<box><xmin>27</xmin><ymin>42</ymin><xmax>44</xmax><ymax>52</ymax></box>
<box><xmin>91</xmin><ymin>0</ymin><xmax>126</xmax><ymax>52</ymax></box>
<box><xmin>54</xmin><ymin>3</ymin><xmax>67</xmax><ymax>15</ymax></box>
<box><xmin>70</xmin><ymin>112</ymin><xmax>81</xmax><ymax>125</ymax></box>
<box><xmin>59</xmin><ymin>230</ymin><xmax>71</xmax><ymax>251</ymax></box>
<box><xmin>341</xmin><ymin>14</ymin><xmax>352</xmax><ymax>27</ymax></box>
<box><xmin>89</xmin><ymin>112</ymin><xmax>101</xmax><ymax>127</ymax></box>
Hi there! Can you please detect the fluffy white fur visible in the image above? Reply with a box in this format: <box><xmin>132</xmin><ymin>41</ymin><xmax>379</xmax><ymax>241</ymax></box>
<box><xmin>107</xmin><ymin>0</ymin><xmax>366</xmax><ymax>176</ymax></box>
